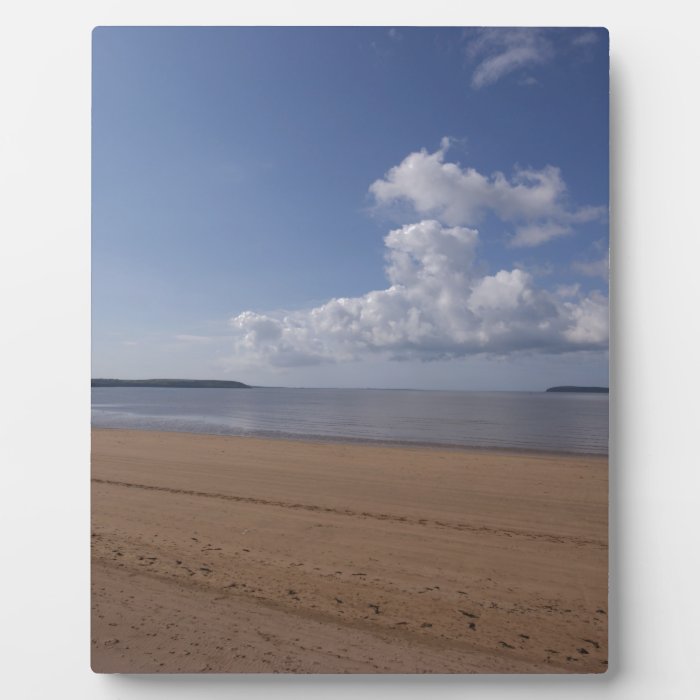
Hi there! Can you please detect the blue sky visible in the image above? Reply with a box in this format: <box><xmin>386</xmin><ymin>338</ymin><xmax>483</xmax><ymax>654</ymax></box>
<box><xmin>92</xmin><ymin>26</ymin><xmax>609</xmax><ymax>390</ymax></box>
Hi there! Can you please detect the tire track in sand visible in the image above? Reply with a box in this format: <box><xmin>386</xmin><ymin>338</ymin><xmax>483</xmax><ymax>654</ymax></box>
<box><xmin>91</xmin><ymin>478</ymin><xmax>606</xmax><ymax>548</ymax></box>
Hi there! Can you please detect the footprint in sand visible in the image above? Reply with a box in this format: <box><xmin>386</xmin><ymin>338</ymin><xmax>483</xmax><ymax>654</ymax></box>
<box><xmin>458</xmin><ymin>609</ymin><xmax>479</xmax><ymax>619</ymax></box>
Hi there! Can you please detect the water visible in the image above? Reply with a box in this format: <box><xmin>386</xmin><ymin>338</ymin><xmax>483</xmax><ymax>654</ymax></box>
<box><xmin>91</xmin><ymin>387</ymin><xmax>608</xmax><ymax>455</ymax></box>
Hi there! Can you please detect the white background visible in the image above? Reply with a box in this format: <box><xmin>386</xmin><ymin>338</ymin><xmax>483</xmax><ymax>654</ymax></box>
<box><xmin>1</xmin><ymin>1</ymin><xmax>698</xmax><ymax>698</ymax></box>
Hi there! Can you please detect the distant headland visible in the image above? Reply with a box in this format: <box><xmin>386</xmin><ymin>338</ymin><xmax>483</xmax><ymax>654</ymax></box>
<box><xmin>545</xmin><ymin>386</ymin><xmax>609</xmax><ymax>393</ymax></box>
<box><xmin>91</xmin><ymin>378</ymin><xmax>251</xmax><ymax>389</ymax></box>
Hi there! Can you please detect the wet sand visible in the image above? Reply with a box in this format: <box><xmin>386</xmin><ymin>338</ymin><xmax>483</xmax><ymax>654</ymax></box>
<box><xmin>91</xmin><ymin>428</ymin><xmax>608</xmax><ymax>673</ymax></box>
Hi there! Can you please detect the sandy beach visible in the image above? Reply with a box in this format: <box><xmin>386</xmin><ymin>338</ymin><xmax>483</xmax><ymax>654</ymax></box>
<box><xmin>91</xmin><ymin>428</ymin><xmax>608</xmax><ymax>674</ymax></box>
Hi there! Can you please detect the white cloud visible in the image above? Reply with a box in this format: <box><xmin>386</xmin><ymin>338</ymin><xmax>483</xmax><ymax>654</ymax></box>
<box><xmin>511</xmin><ymin>221</ymin><xmax>571</xmax><ymax>247</ymax></box>
<box><xmin>555</xmin><ymin>283</ymin><xmax>581</xmax><ymax>298</ymax></box>
<box><xmin>572</xmin><ymin>31</ymin><xmax>600</xmax><ymax>47</ymax></box>
<box><xmin>465</xmin><ymin>29</ymin><xmax>553</xmax><ymax>89</ymax></box>
<box><xmin>562</xmin><ymin>291</ymin><xmax>609</xmax><ymax>344</ymax></box>
<box><xmin>370</xmin><ymin>140</ymin><xmax>605</xmax><ymax>246</ymax></box>
<box><xmin>467</xmin><ymin>269</ymin><xmax>532</xmax><ymax>312</ymax></box>
<box><xmin>226</xmin><ymin>141</ymin><xmax>608</xmax><ymax>371</ymax></box>
<box><xmin>573</xmin><ymin>252</ymin><xmax>610</xmax><ymax>279</ymax></box>
<box><xmin>229</xmin><ymin>220</ymin><xmax>608</xmax><ymax>367</ymax></box>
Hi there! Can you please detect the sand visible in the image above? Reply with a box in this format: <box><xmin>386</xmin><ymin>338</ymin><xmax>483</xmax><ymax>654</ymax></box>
<box><xmin>91</xmin><ymin>428</ymin><xmax>608</xmax><ymax>674</ymax></box>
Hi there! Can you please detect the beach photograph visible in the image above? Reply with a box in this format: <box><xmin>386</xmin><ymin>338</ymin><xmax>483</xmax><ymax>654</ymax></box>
<box><xmin>91</xmin><ymin>26</ymin><xmax>609</xmax><ymax>674</ymax></box>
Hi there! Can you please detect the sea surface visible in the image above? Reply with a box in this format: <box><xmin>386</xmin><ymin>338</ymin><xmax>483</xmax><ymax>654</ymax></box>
<box><xmin>91</xmin><ymin>387</ymin><xmax>609</xmax><ymax>455</ymax></box>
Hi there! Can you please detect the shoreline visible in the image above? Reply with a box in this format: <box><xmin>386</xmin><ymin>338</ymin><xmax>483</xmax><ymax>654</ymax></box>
<box><xmin>90</xmin><ymin>424</ymin><xmax>609</xmax><ymax>459</ymax></box>
<box><xmin>92</xmin><ymin>428</ymin><xmax>608</xmax><ymax>673</ymax></box>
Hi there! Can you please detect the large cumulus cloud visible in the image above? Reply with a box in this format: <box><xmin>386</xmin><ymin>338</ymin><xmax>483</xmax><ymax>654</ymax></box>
<box><xmin>229</xmin><ymin>220</ymin><xmax>608</xmax><ymax>367</ymax></box>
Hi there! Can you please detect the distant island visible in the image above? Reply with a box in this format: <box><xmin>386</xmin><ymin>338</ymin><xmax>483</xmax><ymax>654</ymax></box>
<box><xmin>545</xmin><ymin>386</ymin><xmax>609</xmax><ymax>393</ymax></box>
<box><xmin>91</xmin><ymin>378</ymin><xmax>251</xmax><ymax>389</ymax></box>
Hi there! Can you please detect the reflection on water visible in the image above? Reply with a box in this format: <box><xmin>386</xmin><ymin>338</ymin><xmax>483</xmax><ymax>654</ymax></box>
<box><xmin>91</xmin><ymin>387</ymin><xmax>608</xmax><ymax>455</ymax></box>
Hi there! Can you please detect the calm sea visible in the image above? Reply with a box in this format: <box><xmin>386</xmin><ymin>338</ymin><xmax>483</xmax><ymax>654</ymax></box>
<box><xmin>91</xmin><ymin>387</ymin><xmax>608</xmax><ymax>455</ymax></box>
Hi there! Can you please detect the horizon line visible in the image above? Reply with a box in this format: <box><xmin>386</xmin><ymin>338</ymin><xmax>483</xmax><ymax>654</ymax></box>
<box><xmin>91</xmin><ymin>378</ymin><xmax>609</xmax><ymax>393</ymax></box>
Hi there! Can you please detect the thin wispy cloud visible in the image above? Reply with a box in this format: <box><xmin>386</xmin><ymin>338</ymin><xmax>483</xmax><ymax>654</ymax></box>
<box><xmin>175</xmin><ymin>334</ymin><xmax>216</xmax><ymax>344</ymax></box>
<box><xmin>573</xmin><ymin>253</ymin><xmax>609</xmax><ymax>279</ymax></box>
<box><xmin>572</xmin><ymin>30</ymin><xmax>600</xmax><ymax>47</ymax></box>
<box><xmin>519</xmin><ymin>76</ymin><xmax>540</xmax><ymax>87</ymax></box>
<box><xmin>465</xmin><ymin>28</ymin><xmax>553</xmax><ymax>89</ymax></box>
